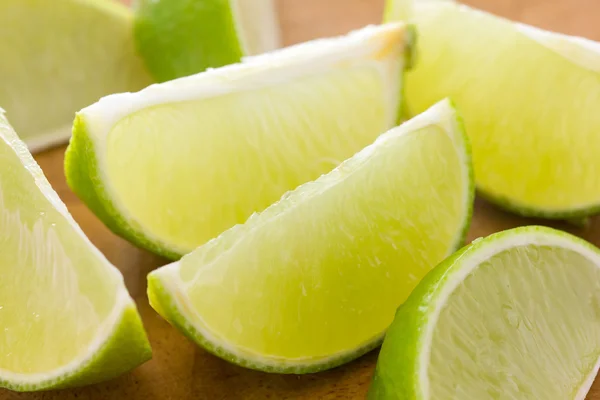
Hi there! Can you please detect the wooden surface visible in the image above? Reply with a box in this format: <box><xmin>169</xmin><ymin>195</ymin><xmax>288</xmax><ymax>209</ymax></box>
<box><xmin>3</xmin><ymin>0</ymin><xmax>600</xmax><ymax>398</ymax></box>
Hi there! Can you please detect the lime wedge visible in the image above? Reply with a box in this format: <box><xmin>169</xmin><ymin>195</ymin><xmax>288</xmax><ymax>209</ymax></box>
<box><xmin>65</xmin><ymin>23</ymin><xmax>412</xmax><ymax>259</ymax></box>
<box><xmin>370</xmin><ymin>226</ymin><xmax>600</xmax><ymax>399</ymax></box>
<box><xmin>385</xmin><ymin>0</ymin><xmax>600</xmax><ymax>219</ymax></box>
<box><xmin>146</xmin><ymin>99</ymin><xmax>474</xmax><ymax>373</ymax></box>
<box><xmin>0</xmin><ymin>110</ymin><xmax>150</xmax><ymax>391</ymax></box>
<box><xmin>0</xmin><ymin>0</ymin><xmax>152</xmax><ymax>153</ymax></box>
<box><xmin>134</xmin><ymin>0</ymin><xmax>280</xmax><ymax>81</ymax></box>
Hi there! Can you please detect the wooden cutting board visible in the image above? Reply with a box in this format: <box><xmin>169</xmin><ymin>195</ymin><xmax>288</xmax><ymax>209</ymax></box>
<box><xmin>3</xmin><ymin>0</ymin><xmax>600</xmax><ymax>398</ymax></box>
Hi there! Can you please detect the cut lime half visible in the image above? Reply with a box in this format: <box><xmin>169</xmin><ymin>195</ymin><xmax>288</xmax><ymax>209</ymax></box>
<box><xmin>0</xmin><ymin>110</ymin><xmax>150</xmax><ymax>392</ymax></box>
<box><xmin>66</xmin><ymin>23</ymin><xmax>412</xmax><ymax>260</ymax></box>
<box><xmin>0</xmin><ymin>0</ymin><xmax>152</xmax><ymax>153</ymax></box>
<box><xmin>134</xmin><ymin>0</ymin><xmax>280</xmax><ymax>81</ymax></box>
<box><xmin>147</xmin><ymin>99</ymin><xmax>474</xmax><ymax>373</ymax></box>
<box><xmin>386</xmin><ymin>0</ymin><xmax>600</xmax><ymax>219</ymax></box>
<box><xmin>370</xmin><ymin>226</ymin><xmax>600</xmax><ymax>399</ymax></box>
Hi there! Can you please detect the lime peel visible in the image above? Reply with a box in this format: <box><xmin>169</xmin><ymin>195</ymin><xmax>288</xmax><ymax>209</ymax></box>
<box><xmin>370</xmin><ymin>226</ymin><xmax>600</xmax><ymax>399</ymax></box>
<box><xmin>0</xmin><ymin>111</ymin><xmax>150</xmax><ymax>391</ymax></box>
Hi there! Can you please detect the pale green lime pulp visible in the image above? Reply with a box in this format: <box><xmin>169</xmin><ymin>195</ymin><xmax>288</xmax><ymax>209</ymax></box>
<box><xmin>169</xmin><ymin>121</ymin><xmax>467</xmax><ymax>360</ymax></box>
<box><xmin>0</xmin><ymin>0</ymin><xmax>152</xmax><ymax>146</ymax></box>
<box><xmin>0</xmin><ymin>119</ymin><xmax>118</xmax><ymax>374</ymax></box>
<box><xmin>107</xmin><ymin>66</ymin><xmax>389</xmax><ymax>254</ymax></box>
<box><xmin>430</xmin><ymin>246</ymin><xmax>600</xmax><ymax>398</ymax></box>
<box><xmin>397</xmin><ymin>2</ymin><xmax>600</xmax><ymax>215</ymax></box>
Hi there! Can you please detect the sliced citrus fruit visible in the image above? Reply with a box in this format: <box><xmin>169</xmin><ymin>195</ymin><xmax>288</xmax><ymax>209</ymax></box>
<box><xmin>0</xmin><ymin>110</ymin><xmax>150</xmax><ymax>391</ymax></box>
<box><xmin>65</xmin><ymin>23</ymin><xmax>412</xmax><ymax>260</ymax></box>
<box><xmin>146</xmin><ymin>99</ymin><xmax>474</xmax><ymax>373</ymax></box>
<box><xmin>385</xmin><ymin>0</ymin><xmax>600</xmax><ymax>219</ymax></box>
<box><xmin>0</xmin><ymin>0</ymin><xmax>152</xmax><ymax>153</ymax></box>
<box><xmin>370</xmin><ymin>226</ymin><xmax>600</xmax><ymax>399</ymax></box>
<box><xmin>134</xmin><ymin>0</ymin><xmax>280</xmax><ymax>81</ymax></box>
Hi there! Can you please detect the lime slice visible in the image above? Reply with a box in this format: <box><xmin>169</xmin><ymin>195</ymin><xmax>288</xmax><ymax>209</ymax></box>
<box><xmin>146</xmin><ymin>99</ymin><xmax>474</xmax><ymax>373</ymax></box>
<box><xmin>134</xmin><ymin>0</ymin><xmax>281</xmax><ymax>82</ymax></box>
<box><xmin>0</xmin><ymin>0</ymin><xmax>152</xmax><ymax>153</ymax></box>
<box><xmin>0</xmin><ymin>110</ymin><xmax>150</xmax><ymax>392</ymax></box>
<box><xmin>65</xmin><ymin>23</ymin><xmax>412</xmax><ymax>260</ymax></box>
<box><xmin>369</xmin><ymin>226</ymin><xmax>600</xmax><ymax>399</ymax></box>
<box><xmin>385</xmin><ymin>0</ymin><xmax>600</xmax><ymax>219</ymax></box>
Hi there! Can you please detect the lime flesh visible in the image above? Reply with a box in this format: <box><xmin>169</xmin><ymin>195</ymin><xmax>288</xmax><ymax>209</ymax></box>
<box><xmin>370</xmin><ymin>226</ymin><xmax>600</xmax><ymax>399</ymax></box>
<box><xmin>0</xmin><ymin>0</ymin><xmax>152</xmax><ymax>152</ymax></box>
<box><xmin>386</xmin><ymin>0</ymin><xmax>600</xmax><ymax>218</ymax></box>
<box><xmin>134</xmin><ymin>0</ymin><xmax>280</xmax><ymax>82</ymax></box>
<box><xmin>66</xmin><ymin>23</ymin><xmax>411</xmax><ymax>259</ymax></box>
<box><xmin>0</xmin><ymin>110</ymin><xmax>150</xmax><ymax>391</ymax></box>
<box><xmin>147</xmin><ymin>99</ymin><xmax>473</xmax><ymax>373</ymax></box>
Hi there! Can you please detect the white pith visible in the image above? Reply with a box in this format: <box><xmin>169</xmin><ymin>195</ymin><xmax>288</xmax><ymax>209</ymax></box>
<box><xmin>149</xmin><ymin>99</ymin><xmax>473</xmax><ymax>368</ymax></box>
<box><xmin>78</xmin><ymin>23</ymin><xmax>407</xmax><ymax>254</ymax></box>
<box><xmin>418</xmin><ymin>230</ymin><xmax>600</xmax><ymax>400</ymax></box>
<box><xmin>0</xmin><ymin>112</ymin><xmax>133</xmax><ymax>386</ymax></box>
<box><xmin>230</xmin><ymin>0</ymin><xmax>280</xmax><ymax>56</ymax></box>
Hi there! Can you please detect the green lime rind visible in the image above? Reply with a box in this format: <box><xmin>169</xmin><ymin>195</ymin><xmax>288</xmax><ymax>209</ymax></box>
<box><xmin>147</xmin><ymin>273</ymin><xmax>384</xmax><ymax>374</ymax></box>
<box><xmin>146</xmin><ymin>99</ymin><xmax>474</xmax><ymax>374</ymax></box>
<box><xmin>64</xmin><ymin>114</ymin><xmax>180</xmax><ymax>261</ymax></box>
<box><xmin>133</xmin><ymin>0</ymin><xmax>244</xmax><ymax>82</ymax></box>
<box><xmin>0</xmin><ymin>303</ymin><xmax>151</xmax><ymax>392</ymax></box>
<box><xmin>478</xmin><ymin>188</ymin><xmax>600</xmax><ymax>221</ymax></box>
<box><xmin>368</xmin><ymin>226</ymin><xmax>599</xmax><ymax>399</ymax></box>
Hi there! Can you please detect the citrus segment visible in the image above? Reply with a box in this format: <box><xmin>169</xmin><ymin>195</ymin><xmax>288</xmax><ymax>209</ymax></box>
<box><xmin>147</xmin><ymin>99</ymin><xmax>473</xmax><ymax>373</ymax></box>
<box><xmin>0</xmin><ymin>110</ymin><xmax>150</xmax><ymax>391</ymax></box>
<box><xmin>370</xmin><ymin>226</ymin><xmax>600</xmax><ymax>399</ymax></box>
<box><xmin>0</xmin><ymin>0</ymin><xmax>152</xmax><ymax>152</ymax></box>
<box><xmin>66</xmin><ymin>23</ymin><xmax>411</xmax><ymax>259</ymax></box>
<box><xmin>386</xmin><ymin>0</ymin><xmax>600</xmax><ymax>218</ymax></box>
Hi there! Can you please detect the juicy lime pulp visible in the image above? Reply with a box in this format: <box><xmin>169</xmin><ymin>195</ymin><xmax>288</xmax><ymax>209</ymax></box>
<box><xmin>147</xmin><ymin>99</ymin><xmax>474</xmax><ymax>373</ymax></box>
<box><xmin>386</xmin><ymin>0</ymin><xmax>600</xmax><ymax>218</ymax></box>
<box><xmin>0</xmin><ymin>111</ymin><xmax>149</xmax><ymax>391</ymax></box>
<box><xmin>134</xmin><ymin>0</ymin><xmax>280</xmax><ymax>82</ymax></box>
<box><xmin>66</xmin><ymin>23</ymin><xmax>411</xmax><ymax>259</ymax></box>
<box><xmin>370</xmin><ymin>226</ymin><xmax>600</xmax><ymax>399</ymax></box>
<box><xmin>0</xmin><ymin>0</ymin><xmax>152</xmax><ymax>153</ymax></box>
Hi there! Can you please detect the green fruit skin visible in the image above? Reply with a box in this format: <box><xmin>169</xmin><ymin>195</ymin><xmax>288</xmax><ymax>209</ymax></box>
<box><xmin>368</xmin><ymin>226</ymin><xmax>598</xmax><ymax>399</ymax></box>
<box><xmin>0</xmin><ymin>304</ymin><xmax>151</xmax><ymax>392</ymax></box>
<box><xmin>64</xmin><ymin>115</ymin><xmax>181</xmax><ymax>261</ymax></box>
<box><xmin>133</xmin><ymin>0</ymin><xmax>244</xmax><ymax>82</ymax></box>
<box><xmin>477</xmin><ymin>189</ymin><xmax>600</xmax><ymax>221</ymax></box>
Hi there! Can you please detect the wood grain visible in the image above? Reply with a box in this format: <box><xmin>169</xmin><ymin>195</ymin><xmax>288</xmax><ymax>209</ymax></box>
<box><xmin>2</xmin><ymin>0</ymin><xmax>600</xmax><ymax>398</ymax></box>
